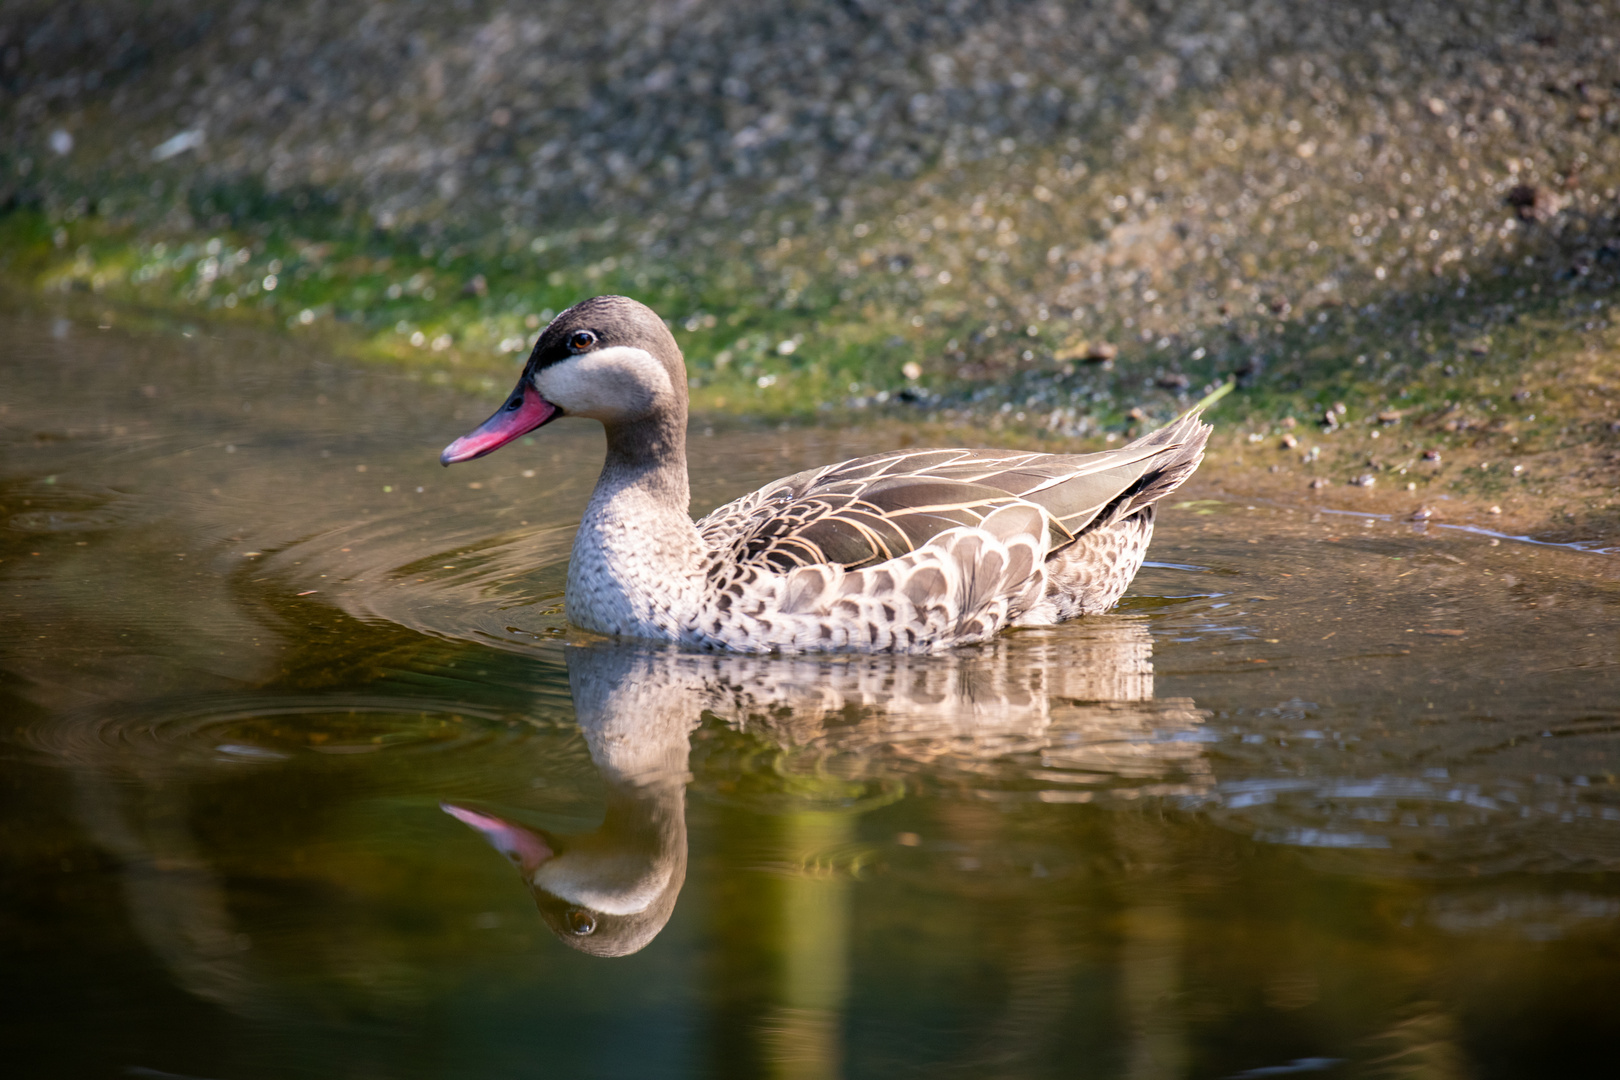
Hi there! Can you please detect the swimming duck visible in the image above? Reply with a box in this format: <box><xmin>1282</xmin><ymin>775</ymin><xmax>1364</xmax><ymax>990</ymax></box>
<box><xmin>441</xmin><ymin>295</ymin><xmax>1211</xmax><ymax>653</ymax></box>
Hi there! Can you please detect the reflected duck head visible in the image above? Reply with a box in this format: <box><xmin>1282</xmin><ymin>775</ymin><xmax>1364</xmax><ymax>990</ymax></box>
<box><xmin>440</xmin><ymin>295</ymin><xmax>686</xmax><ymax>465</ymax></box>
<box><xmin>442</xmin><ymin>797</ymin><xmax>686</xmax><ymax>958</ymax></box>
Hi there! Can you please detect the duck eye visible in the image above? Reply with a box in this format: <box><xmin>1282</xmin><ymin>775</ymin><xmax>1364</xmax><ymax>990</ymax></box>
<box><xmin>566</xmin><ymin>909</ymin><xmax>596</xmax><ymax>936</ymax></box>
<box><xmin>567</xmin><ymin>330</ymin><xmax>597</xmax><ymax>352</ymax></box>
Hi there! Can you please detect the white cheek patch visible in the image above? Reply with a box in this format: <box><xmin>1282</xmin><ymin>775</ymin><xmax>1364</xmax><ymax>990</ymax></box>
<box><xmin>533</xmin><ymin>858</ymin><xmax>671</xmax><ymax>915</ymax></box>
<box><xmin>533</xmin><ymin>346</ymin><xmax>672</xmax><ymax>421</ymax></box>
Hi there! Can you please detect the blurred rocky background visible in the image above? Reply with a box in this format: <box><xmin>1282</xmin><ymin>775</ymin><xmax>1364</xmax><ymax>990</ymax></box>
<box><xmin>2</xmin><ymin>0</ymin><xmax>1618</xmax><ymax>531</ymax></box>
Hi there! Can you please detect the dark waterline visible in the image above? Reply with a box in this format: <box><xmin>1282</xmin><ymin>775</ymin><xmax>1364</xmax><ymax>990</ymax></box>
<box><xmin>2</xmin><ymin>312</ymin><xmax>1619</xmax><ymax>1078</ymax></box>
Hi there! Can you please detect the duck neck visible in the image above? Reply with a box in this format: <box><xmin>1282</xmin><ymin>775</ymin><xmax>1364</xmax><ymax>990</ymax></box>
<box><xmin>568</xmin><ymin>409</ymin><xmax>706</xmax><ymax>637</ymax></box>
<box><xmin>599</xmin><ymin>408</ymin><xmax>691</xmax><ymax>513</ymax></box>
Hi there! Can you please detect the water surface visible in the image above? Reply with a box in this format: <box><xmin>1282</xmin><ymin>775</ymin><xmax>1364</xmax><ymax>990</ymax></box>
<box><xmin>3</xmin><ymin>312</ymin><xmax>1619</xmax><ymax>1078</ymax></box>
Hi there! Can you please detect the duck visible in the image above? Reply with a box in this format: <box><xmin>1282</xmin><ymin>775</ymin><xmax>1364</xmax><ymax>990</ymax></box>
<box><xmin>441</xmin><ymin>294</ymin><xmax>1212</xmax><ymax>653</ymax></box>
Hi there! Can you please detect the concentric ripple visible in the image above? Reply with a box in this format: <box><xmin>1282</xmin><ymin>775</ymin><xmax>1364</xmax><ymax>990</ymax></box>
<box><xmin>22</xmin><ymin>693</ymin><xmax>536</xmax><ymax>776</ymax></box>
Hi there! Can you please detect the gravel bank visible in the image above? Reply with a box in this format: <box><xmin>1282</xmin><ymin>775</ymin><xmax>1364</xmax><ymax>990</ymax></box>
<box><xmin>4</xmin><ymin>1</ymin><xmax>1619</xmax><ymax>534</ymax></box>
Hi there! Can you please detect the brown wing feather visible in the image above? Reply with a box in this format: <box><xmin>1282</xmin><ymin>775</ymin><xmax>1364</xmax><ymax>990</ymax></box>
<box><xmin>696</xmin><ymin>411</ymin><xmax>1211</xmax><ymax>574</ymax></box>
<box><xmin>709</xmin><ymin>478</ymin><xmax>1038</xmax><ymax>573</ymax></box>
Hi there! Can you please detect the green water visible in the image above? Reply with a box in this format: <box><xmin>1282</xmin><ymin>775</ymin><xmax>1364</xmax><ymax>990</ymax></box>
<box><xmin>3</xmin><ymin>311</ymin><xmax>1618</xmax><ymax>1079</ymax></box>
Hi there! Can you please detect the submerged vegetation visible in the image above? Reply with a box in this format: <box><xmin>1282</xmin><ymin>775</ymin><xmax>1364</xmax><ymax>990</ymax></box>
<box><xmin>3</xmin><ymin>0</ymin><xmax>1618</xmax><ymax>534</ymax></box>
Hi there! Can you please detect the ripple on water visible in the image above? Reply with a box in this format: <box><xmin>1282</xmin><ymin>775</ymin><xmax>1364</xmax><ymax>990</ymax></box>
<box><xmin>1191</xmin><ymin>765</ymin><xmax>1620</xmax><ymax>875</ymax></box>
<box><xmin>9</xmin><ymin>508</ymin><xmax>128</xmax><ymax>533</ymax></box>
<box><xmin>259</xmin><ymin>509</ymin><xmax>577</xmax><ymax>651</ymax></box>
<box><xmin>2</xmin><ymin>476</ymin><xmax>160</xmax><ymax>537</ymax></box>
<box><xmin>23</xmin><ymin>693</ymin><xmax>531</xmax><ymax>776</ymax></box>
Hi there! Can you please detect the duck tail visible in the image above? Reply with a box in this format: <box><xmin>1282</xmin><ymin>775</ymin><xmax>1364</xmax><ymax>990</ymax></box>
<box><xmin>1087</xmin><ymin>406</ymin><xmax>1214</xmax><ymax>530</ymax></box>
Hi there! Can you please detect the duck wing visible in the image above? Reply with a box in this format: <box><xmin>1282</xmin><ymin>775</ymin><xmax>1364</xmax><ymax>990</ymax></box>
<box><xmin>700</xmin><ymin>473</ymin><xmax>1042</xmax><ymax>573</ymax></box>
<box><xmin>916</xmin><ymin>408</ymin><xmax>1212</xmax><ymax>537</ymax></box>
<box><xmin>698</xmin><ymin>411</ymin><xmax>1210</xmax><ymax>574</ymax></box>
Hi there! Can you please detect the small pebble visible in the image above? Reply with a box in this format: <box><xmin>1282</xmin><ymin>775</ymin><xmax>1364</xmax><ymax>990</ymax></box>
<box><xmin>1506</xmin><ymin>183</ymin><xmax>1562</xmax><ymax>222</ymax></box>
<box><xmin>1422</xmin><ymin>449</ymin><xmax>1442</xmax><ymax>462</ymax></box>
<box><xmin>1352</xmin><ymin>474</ymin><xmax>1376</xmax><ymax>487</ymax></box>
<box><xmin>1488</xmin><ymin>505</ymin><xmax>1502</xmax><ymax>514</ymax></box>
<box><xmin>1280</xmin><ymin>433</ymin><xmax>1299</xmax><ymax>449</ymax></box>
<box><xmin>1310</xmin><ymin>478</ymin><xmax>1328</xmax><ymax>489</ymax></box>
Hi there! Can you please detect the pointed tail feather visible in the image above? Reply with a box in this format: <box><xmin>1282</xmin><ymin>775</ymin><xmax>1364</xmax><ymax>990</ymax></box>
<box><xmin>1083</xmin><ymin>408</ymin><xmax>1212</xmax><ymax>532</ymax></box>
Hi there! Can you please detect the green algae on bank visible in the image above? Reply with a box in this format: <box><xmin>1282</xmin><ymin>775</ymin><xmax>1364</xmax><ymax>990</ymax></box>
<box><xmin>8</xmin><ymin>197</ymin><xmax>1617</xmax><ymax>540</ymax></box>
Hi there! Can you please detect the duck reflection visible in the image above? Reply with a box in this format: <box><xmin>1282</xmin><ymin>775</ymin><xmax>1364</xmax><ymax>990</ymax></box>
<box><xmin>445</xmin><ymin>616</ymin><xmax>1207</xmax><ymax>958</ymax></box>
<box><xmin>39</xmin><ymin>585</ymin><xmax>1207</xmax><ymax>1080</ymax></box>
<box><xmin>444</xmin><ymin>644</ymin><xmax>698</xmax><ymax>958</ymax></box>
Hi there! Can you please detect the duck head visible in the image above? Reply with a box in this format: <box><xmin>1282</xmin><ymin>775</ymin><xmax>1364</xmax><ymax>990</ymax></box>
<box><xmin>440</xmin><ymin>295</ymin><xmax>687</xmax><ymax>465</ymax></box>
<box><xmin>442</xmin><ymin>790</ymin><xmax>686</xmax><ymax>958</ymax></box>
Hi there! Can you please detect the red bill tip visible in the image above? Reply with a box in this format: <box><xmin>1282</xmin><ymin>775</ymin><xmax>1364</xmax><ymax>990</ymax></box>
<box><xmin>441</xmin><ymin>383</ymin><xmax>559</xmax><ymax>465</ymax></box>
<box><xmin>441</xmin><ymin>802</ymin><xmax>555</xmax><ymax>875</ymax></box>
